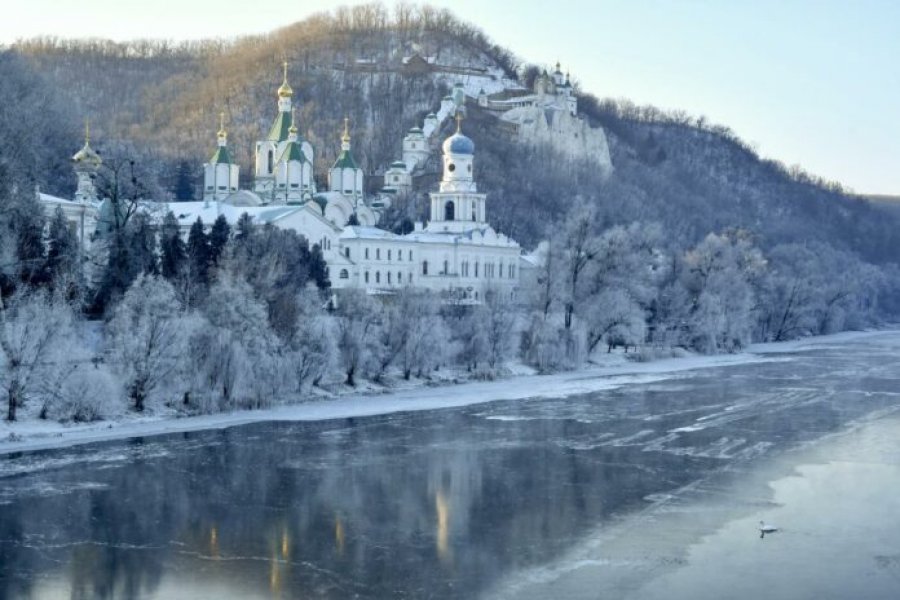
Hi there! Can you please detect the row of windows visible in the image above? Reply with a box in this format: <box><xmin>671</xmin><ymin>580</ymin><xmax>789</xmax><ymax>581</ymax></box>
<box><xmin>364</xmin><ymin>271</ymin><xmax>410</xmax><ymax>285</ymax></box>
<box><xmin>361</xmin><ymin>247</ymin><xmax>414</xmax><ymax>262</ymax></box>
<box><xmin>458</xmin><ymin>261</ymin><xmax>516</xmax><ymax>279</ymax></box>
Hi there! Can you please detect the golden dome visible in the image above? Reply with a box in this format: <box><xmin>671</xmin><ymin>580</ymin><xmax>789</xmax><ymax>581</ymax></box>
<box><xmin>278</xmin><ymin>61</ymin><xmax>293</xmax><ymax>98</ymax></box>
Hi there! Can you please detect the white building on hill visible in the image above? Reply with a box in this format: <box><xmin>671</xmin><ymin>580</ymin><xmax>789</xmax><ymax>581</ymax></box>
<box><xmin>41</xmin><ymin>65</ymin><xmax>526</xmax><ymax>301</ymax></box>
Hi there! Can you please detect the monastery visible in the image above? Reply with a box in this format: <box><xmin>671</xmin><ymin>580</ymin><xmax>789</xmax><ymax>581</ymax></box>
<box><xmin>48</xmin><ymin>64</ymin><xmax>524</xmax><ymax>302</ymax></box>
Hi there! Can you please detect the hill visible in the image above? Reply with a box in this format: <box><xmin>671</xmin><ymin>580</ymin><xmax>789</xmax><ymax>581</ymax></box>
<box><xmin>4</xmin><ymin>4</ymin><xmax>899</xmax><ymax>262</ymax></box>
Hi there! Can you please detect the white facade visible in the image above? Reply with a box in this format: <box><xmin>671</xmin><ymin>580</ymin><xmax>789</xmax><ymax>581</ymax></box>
<box><xmin>338</xmin><ymin>121</ymin><xmax>520</xmax><ymax>301</ymax></box>
<box><xmin>47</xmin><ymin>63</ymin><xmax>526</xmax><ymax>304</ymax></box>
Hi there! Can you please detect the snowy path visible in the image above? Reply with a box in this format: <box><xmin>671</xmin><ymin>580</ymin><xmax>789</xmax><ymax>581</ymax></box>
<box><xmin>0</xmin><ymin>329</ymin><xmax>892</xmax><ymax>456</ymax></box>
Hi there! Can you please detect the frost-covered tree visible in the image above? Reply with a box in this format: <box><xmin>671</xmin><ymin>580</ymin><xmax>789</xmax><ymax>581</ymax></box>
<box><xmin>106</xmin><ymin>275</ymin><xmax>191</xmax><ymax>411</ymax></box>
<box><xmin>334</xmin><ymin>289</ymin><xmax>382</xmax><ymax>386</ymax></box>
<box><xmin>202</xmin><ymin>275</ymin><xmax>290</xmax><ymax>407</ymax></box>
<box><xmin>0</xmin><ymin>291</ymin><xmax>82</xmax><ymax>421</ymax></box>
<box><xmin>680</xmin><ymin>231</ymin><xmax>766</xmax><ymax>353</ymax></box>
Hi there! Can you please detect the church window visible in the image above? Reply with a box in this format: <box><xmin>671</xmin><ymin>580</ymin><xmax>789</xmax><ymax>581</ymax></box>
<box><xmin>475</xmin><ymin>262</ymin><xmax>479</xmax><ymax>278</ymax></box>
<box><xmin>443</xmin><ymin>260</ymin><xmax>448</xmax><ymax>274</ymax></box>
<box><xmin>345</xmin><ymin>247</ymin><xmax>350</xmax><ymax>258</ymax></box>
<box><xmin>218</xmin><ymin>186</ymin><xmax>226</xmax><ymax>190</ymax></box>
<box><xmin>448</xmin><ymin>163</ymin><xmax>456</xmax><ymax>172</ymax></box>
<box><xmin>206</xmin><ymin>186</ymin><xmax>213</xmax><ymax>191</ymax></box>
<box><xmin>398</xmin><ymin>252</ymin><xmax>402</xmax><ymax>262</ymax></box>
<box><xmin>339</xmin><ymin>269</ymin><xmax>349</xmax><ymax>279</ymax></box>
<box><xmin>398</xmin><ymin>272</ymin><xmax>402</xmax><ymax>283</ymax></box>
<box><xmin>468</xmin><ymin>164</ymin><xmax>472</xmax><ymax>173</ymax></box>
<box><xmin>376</xmin><ymin>271</ymin><xmax>381</xmax><ymax>283</ymax></box>
<box><xmin>365</xmin><ymin>271</ymin><xmax>369</xmax><ymax>283</ymax></box>
<box><xmin>387</xmin><ymin>272</ymin><xmax>392</xmax><ymax>284</ymax></box>
<box><xmin>365</xmin><ymin>248</ymin><xmax>369</xmax><ymax>259</ymax></box>
<box><xmin>388</xmin><ymin>249</ymin><xmax>392</xmax><ymax>260</ymax></box>
<box><xmin>444</xmin><ymin>201</ymin><xmax>455</xmax><ymax>221</ymax></box>
<box><xmin>393</xmin><ymin>176</ymin><xmax>399</xmax><ymax>182</ymax></box>
<box><xmin>409</xmin><ymin>250</ymin><xmax>413</xmax><ymax>261</ymax></box>
<box><xmin>376</xmin><ymin>248</ymin><xmax>381</xmax><ymax>260</ymax></box>
<box><xmin>267</xmin><ymin>150</ymin><xmax>274</xmax><ymax>174</ymax></box>
<box><xmin>422</xmin><ymin>261</ymin><xmax>429</xmax><ymax>275</ymax></box>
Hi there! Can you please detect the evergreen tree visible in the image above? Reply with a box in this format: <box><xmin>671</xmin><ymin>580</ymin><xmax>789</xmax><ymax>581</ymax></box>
<box><xmin>46</xmin><ymin>206</ymin><xmax>81</xmax><ymax>296</ymax></box>
<box><xmin>310</xmin><ymin>243</ymin><xmax>331</xmax><ymax>290</ymax></box>
<box><xmin>187</xmin><ymin>217</ymin><xmax>211</xmax><ymax>285</ymax></box>
<box><xmin>159</xmin><ymin>211</ymin><xmax>186</xmax><ymax>280</ymax></box>
<box><xmin>173</xmin><ymin>160</ymin><xmax>196</xmax><ymax>201</ymax></box>
<box><xmin>208</xmin><ymin>214</ymin><xmax>231</xmax><ymax>266</ymax></box>
<box><xmin>15</xmin><ymin>201</ymin><xmax>47</xmax><ymax>287</ymax></box>
<box><xmin>127</xmin><ymin>212</ymin><xmax>158</xmax><ymax>277</ymax></box>
<box><xmin>234</xmin><ymin>212</ymin><xmax>254</xmax><ymax>245</ymax></box>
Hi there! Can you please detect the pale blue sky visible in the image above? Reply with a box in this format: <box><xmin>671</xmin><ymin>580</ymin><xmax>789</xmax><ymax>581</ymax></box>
<box><xmin>3</xmin><ymin>0</ymin><xmax>898</xmax><ymax>194</ymax></box>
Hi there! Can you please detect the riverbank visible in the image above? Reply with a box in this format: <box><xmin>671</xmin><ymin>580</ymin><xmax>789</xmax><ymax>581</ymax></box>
<box><xmin>0</xmin><ymin>329</ymin><xmax>892</xmax><ymax>456</ymax></box>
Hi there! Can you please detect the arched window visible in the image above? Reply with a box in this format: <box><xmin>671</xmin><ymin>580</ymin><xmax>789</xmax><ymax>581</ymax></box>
<box><xmin>388</xmin><ymin>249</ymin><xmax>392</xmax><ymax>261</ymax></box>
<box><xmin>365</xmin><ymin>247</ymin><xmax>369</xmax><ymax>259</ymax></box>
<box><xmin>422</xmin><ymin>261</ymin><xmax>428</xmax><ymax>275</ymax></box>
<box><xmin>444</xmin><ymin>201</ymin><xmax>455</xmax><ymax>221</ymax></box>
<box><xmin>267</xmin><ymin>149</ymin><xmax>274</xmax><ymax>174</ymax></box>
<box><xmin>443</xmin><ymin>260</ymin><xmax>448</xmax><ymax>274</ymax></box>
<box><xmin>376</xmin><ymin>248</ymin><xmax>381</xmax><ymax>260</ymax></box>
<box><xmin>376</xmin><ymin>271</ymin><xmax>381</xmax><ymax>283</ymax></box>
<box><xmin>398</xmin><ymin>272</ymin><xmax>402</xmax><ymax>283</ymax></box>
<box><xmin>365</xmin><ymin>271</ymin><xmax>369</xmax><ymax>283</ymax></box>
<box><xmin>409</xmin><ymin>250</ymin><xmax>413</xmax><ymax>261</ymax></box>
<box><xmin>339</xmin><ymin>269</ymin><xmax>349</xmax><ymax>279</ymax></box>
<box><xmin>475</xmin><ymin>262</ymin><xmax>479</xmax><ymax>278</ymax></box>
<box><xmin>345</xmin><ymin>247</ymin><xmax>350</xmax><ymax>258</ymax></box>
<box><xmin>387</xmin><ymin>272</ymin><xmax>392</xmax><ymax>284</ymax></box>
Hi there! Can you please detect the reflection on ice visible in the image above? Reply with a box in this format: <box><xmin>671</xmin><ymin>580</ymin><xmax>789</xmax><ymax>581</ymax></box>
<box><xmin>2</xmin><ymin>333</ymin><xmax>900</xmax><ymax>599</ymax></box>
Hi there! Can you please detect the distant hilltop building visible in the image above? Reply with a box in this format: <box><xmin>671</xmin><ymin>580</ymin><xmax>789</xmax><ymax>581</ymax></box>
<box><xmin>39</xmin><ymin>64</ymin><xmax>525</xmax><ymax>302</ymax></box>
<box><xmin>478</xmin><ymin>62</ymin><xmax>612</xmax><ymax>175</ymax></box>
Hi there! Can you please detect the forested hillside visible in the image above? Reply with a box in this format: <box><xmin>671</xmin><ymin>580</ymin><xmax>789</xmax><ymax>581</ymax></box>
<box><xmin>8</xmin><ymin>4</ymin><xmax>898</xmax><ymax>259</ymax></box>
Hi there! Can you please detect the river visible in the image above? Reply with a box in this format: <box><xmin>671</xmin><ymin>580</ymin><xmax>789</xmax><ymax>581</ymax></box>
<box><xmin>2</xmin><ymin>333</ymin><xmax>900</xmax><ymax>599</ymax></box>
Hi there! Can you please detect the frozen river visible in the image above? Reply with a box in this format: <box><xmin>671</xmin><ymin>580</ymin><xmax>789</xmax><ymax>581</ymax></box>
<box><xmin>2</xmin><ymin>333</ymin><xmax>900</xmax><ymax>599</ymax></box>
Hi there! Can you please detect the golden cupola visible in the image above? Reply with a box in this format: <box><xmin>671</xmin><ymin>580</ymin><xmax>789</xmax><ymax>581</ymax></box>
<box><xmin>277</xmin><ymin>61</ymin><xmax>293</xmax><ymax>98</ymax></box>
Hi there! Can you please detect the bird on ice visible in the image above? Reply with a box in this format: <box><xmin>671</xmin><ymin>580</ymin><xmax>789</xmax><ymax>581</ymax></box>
<box><xmin>759</xmin><ymin>521</ymin><xmax>778</xmax><ymax>539</ymax></box>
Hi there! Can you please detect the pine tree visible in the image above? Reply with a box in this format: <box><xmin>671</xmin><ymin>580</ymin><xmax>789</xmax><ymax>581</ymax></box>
<box><xmin>159</xmin><ymin>211</ymin><xmax>186</xmax><ymax>280</ymax></box>
<box><xmin>127</xmin><ymin>212</ymin><xmax>158</xmax><ymax>277</ymax></box>
<box><xmin>208</xmin><ymin>214</ymin><xmax>231</xmax><ymax>266</ymax></box>
<box><xmin>173</xmin><ymin>160</ymin><xmax>196</xmax><ymax>201</ymax></box>
<box><xmin>46</xmin><ymin>206</ymin><xmax>81</xmax><ymax>296</ymax></box>
<box><xmin>309</xmin><ymin>243</ymin><xmax>331</xmax><ymax>290</ymax></box>
<box><xmin>234</xmin><ymin>212</ymin><xmax>254</xmax><ymax>245</ymax></box>
<box><xmin>187</xmin><ymin>217</ymin><xmax>211</xmax><ymax>285</ymax></box>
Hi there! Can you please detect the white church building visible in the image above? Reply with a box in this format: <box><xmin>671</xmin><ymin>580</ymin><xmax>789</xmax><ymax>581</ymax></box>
<box><xmin>41</xmin><ymin>64</ymin><xmax>525</xmax><ymax>301</ymax></box>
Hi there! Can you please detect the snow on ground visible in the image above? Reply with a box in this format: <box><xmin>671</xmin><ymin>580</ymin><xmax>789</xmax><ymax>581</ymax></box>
<box><xmin>0</xmin><ymin>329</ymin><xmax>895</xmax><ymax>456</ymax></box>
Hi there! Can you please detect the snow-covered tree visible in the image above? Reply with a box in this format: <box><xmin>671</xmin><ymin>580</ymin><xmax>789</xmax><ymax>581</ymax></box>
<box><xmin>0</xmin><ymin>291</ymin><xmax>81</xmax><ymax>421</ymax></box>
<box><xmin>106</xmin><ymin>275</ymin><xmax>192</xmax><ymax>411</ymax></box>
<box><xmin>334</xmin><ymin>289</ymin><xmax>382</xmax><ymax>386</ymax></box>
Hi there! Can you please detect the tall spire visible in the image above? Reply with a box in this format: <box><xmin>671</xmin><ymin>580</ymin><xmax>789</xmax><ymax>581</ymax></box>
<box><xmin>288</xmin><ymin>108</ymin><xmax>298</xmax><ymax>141</ymax></box>
<box><xmin>84</xmin><ymin>118</ymin><xmax>90</xmax><ymax>145</ymax></box>
<box><xmin>217</xmin><ymin>112</ymin><xmax>227</xmax><ymax>145</ymax></box>
<box><xmin>341</xmin><ymin>117</ymin><xmax>351</xmax><ymax>151</ymax></box>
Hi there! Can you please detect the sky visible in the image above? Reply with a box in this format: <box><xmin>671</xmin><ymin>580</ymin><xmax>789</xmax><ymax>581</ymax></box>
<box><xmin>2</xmin><ymin>0</ymin><xmax>898</xmax><ymax>195</ymax></box>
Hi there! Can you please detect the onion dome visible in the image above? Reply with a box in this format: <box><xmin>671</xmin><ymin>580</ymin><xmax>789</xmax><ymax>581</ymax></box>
<box><xmin>443</xmin><ymin>132</ymin><xmax>474</xmax><ymax>155</ymax></box>
<box><xmin>72</xmin><ymin>119</ymin><xmax>101</xmax><ymax>169</ymax></box>
<box><xmin>277</xmin><ymin>61</ymin><xmax>293</xmax><ymax>98</ymax></box>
